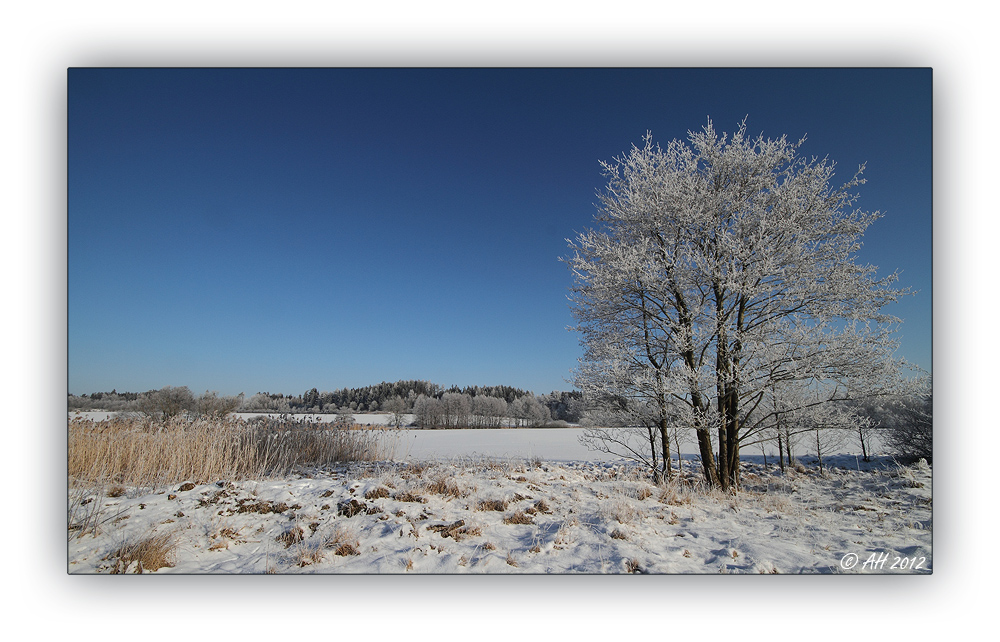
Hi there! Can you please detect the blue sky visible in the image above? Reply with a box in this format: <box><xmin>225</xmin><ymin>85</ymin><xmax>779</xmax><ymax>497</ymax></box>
<box><xmin>68</xmin><ymin>68</ymin><xmax>932</xmax><ymax>397</ymax></box>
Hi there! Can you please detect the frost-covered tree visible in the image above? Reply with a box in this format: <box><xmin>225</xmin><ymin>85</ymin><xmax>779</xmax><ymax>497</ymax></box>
<box><xmin>194</xmin><ymin>391</ymin><xmax>243</xmax><ymax>418</ymax></box>
<box><xmin>879</xmin><ymin>386</ymin><xmax>933</xmax><ymax>463</ymax></box>
<box><xmin>303</xmin><ymin>388</ymin><xmax>321</xmax><ymax>411</ymax></box>
<box><xmin>846</xmin><ymin>398</ymin><xmax>888</xmax><ymax>462</ymax></box>
<box><xmin>333</xmin><ymin>407</ymin><xmax>356</xmax><ymax>429</ymax></box>
<box><xmin>382</xmin><ymin>395</ymin><xmax>409</xmax><ymax>429</ymax></box>
<box><xmin>240</xmin><ymin>392</ymin><xmax>291</xmax><ymax>413</ymax></box>
<box><xmin>568</xmin><ymin>119</ymin><xmax>917</xmax><ymax>488</ymax></box>
<box><xmin>509</xmin><ymin>395</ymin><xmax>552</xmax><ymax>428</ymax></box>
<box><xmin>138</xmin><ymin>386</ymin><xmax>196</xmax><ymax>420</ymax></box>
<box><xmin>472</xmin><ymin>395</ymin><xmax>507</xmax><ymax>428</ymax></box>
<box><xmin>413</xmin><ymin>394</ymin><xmax>443</xmax><ymax>429</ymax></box>
<box><xmin>441</xmin><ymin>392</ymin><xmax>473</xmax><ymax>428</ymax></box>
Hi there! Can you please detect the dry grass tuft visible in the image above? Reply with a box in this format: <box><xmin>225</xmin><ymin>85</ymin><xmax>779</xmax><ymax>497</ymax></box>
<box><xmin>425</xmin><ymin>477</ymin><xmax>463</xmax><ymax>498</ymax></box>
<box><xmin>610</xmin><ymin>528</ymin><xmax>628</xmax><ymax>540</ymax></box>
<box><xmin>658</xmin><ymin>482</ymin><xmax>694</xmax><ymax>506</ymax></box>
<box><xmin>553</xmin><ymin>519</ymin><xmax>577</xmax><ymax>548</ymax></box>
<box><xmin>275</xmin><ymin>526</ymin><xmax>304</xmax><ymax>549</ymax></box>
<box><xmin>107</xmin><ymin>532</ymin><xmax>176</xmax><ymax>573</ymax></box>
<box><xmin>238</xmin><ymin>500</ymin><xmax>297</xmax><ymax>515</ymax></box>
<box><xmin>602</xmin><ymin>497</ymin><xmax>640</xmax><ymax>525</ymax></box>
<box><xmin>364</xmin><ymin>487</ymin><xmax>391</xmax><ymax>500</ymax></box>
<box><xmin>296</xmin><ymin>545</ymin><xmax>325</xmax><ymax>566</ymax></box>
<box><xmin>334</xmin><ymin>543</ymin><xmax>360</xmax><ymax>556</ymax></box>
<box><xmin>404</xmin><ymin>462</ymin><xmax>428</xmax><ymax>477</ymax></box>
<box><xmin>290</xmin><ymin>524</ymin><xmax>361</xmax><ymax>566</ymax></box>
<box><xmin>503</xmin><ymin>510</ymin><xmax>533</xmax><ymax>525</ymax></box>
<box><xmin>476</xmin><ymin>498</ymin><xmax>508</xmax><ymax>512</ymax></box>
<box><xmin>393</xmin><ymin>491</ymin><xmax>427</xmax><ymax>504</ymax></box>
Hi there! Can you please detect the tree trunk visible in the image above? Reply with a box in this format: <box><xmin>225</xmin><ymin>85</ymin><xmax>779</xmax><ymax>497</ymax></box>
<box><xmin>777</xmin><ymin>430</ymin><xmax>785</xmax><ymax>473</ymax></box>
<box><xmin>683</xmin><ymin>341</ymin><xmax>718</xmax><ymax>486</ymax></box>
<box><xmin>673</xmin><ymin>429</ymin><xmax>683</xmax><ymax>476</ymax></box>
<box><xmin>659</xmin><ymin>415</ymin><xmax>673</xmax><ymax>482</ymax></box>
<box><xmin>716</xmin><ymin>357</ymin><xmax>730</xmax><ymax>490</ymax></box>
<box><xmin>647</xmin><ymin>425</ymin><xmax>661</xmax><ymax>484</ymax></box>
<box><xmin>815</xmin><ymin>428</ymin><xmax>824</xmax><ymax>474</ymax></box>
<box><xmin>692</xmin><ymin>394</ymin><xmax>718</xmax><ymax>486</ymax></box>
<box><xmin>653</xmin><ymin>375</ymin><xmax>672</xmax><ymax>483</ymax></box>
<box><xmin>725</xmin><ymin>384</ymin><xmax>740</xmax><ymax>488</ymax></box>
<box><xmin>714</xmin><ymin>282</ymin><xmax>731</xmax><ymax>491</ymax></box>
<box><xmin>696</xmin><ymin>426</ymin><xmax>717</xmax><ymax>487</ymax></box>
<box><xmin>717</xmin><ymin>421</ymin><xmax>729</xmax><ymax>490</ymax></box>
<box><xmin>726</xmin><ymin>322</ymin><xmax>744</xmax><ymax>489</ymax></box>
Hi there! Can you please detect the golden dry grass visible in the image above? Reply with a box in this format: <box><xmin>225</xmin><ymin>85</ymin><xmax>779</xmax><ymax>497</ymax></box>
<box><xmin>69</xmin><ymin>415</ymin><xmax>385</xmax><ymax>487</ymax></box>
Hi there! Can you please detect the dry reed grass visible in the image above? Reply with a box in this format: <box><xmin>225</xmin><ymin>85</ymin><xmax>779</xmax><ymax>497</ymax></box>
<box><xmin>69</xmin><ymin>415</ymin><xmax>385</xmax><ymax>487</ymax></box>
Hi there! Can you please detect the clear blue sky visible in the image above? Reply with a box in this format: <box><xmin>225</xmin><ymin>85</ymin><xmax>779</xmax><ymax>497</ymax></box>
<box><xmin>68</xmin><ymin>68</ymin><xmax>932</xmax><ymax>397</ymax></box>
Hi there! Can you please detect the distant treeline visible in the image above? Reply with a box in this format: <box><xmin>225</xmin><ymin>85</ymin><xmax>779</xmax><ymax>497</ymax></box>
<box><xmin>68</xmin><ymin>380</ymin><xmax>585</xmax><ymax>427</ymax></box>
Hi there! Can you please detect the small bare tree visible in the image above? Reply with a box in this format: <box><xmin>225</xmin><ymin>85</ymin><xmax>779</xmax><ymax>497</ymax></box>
<box><xmin>195</xmin><ymin>391</ymin><xmax>243</xmax><ymax>419</ymax></box>
<box><xmin>138</xmin><ymin>386</ymin><xmax>195</xmax><ymax>421</ymax></box>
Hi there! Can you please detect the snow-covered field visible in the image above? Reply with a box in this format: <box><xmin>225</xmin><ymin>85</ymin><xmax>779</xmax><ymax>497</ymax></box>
<box><xmin>393</xmin><ymin>427</ymin><xmax>621</xmax><ymax>462</ymax></box>
<box><xmin>68</xmin><ymin>452</ymin><xmax>932</xmax><ymax>574</ymax></box>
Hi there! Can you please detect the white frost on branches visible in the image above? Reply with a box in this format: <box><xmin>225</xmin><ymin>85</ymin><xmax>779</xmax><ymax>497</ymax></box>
<box><xmin>567</xmin><ymin>119</ymin><xmax>923</xmax><ymax>486</ymax></box>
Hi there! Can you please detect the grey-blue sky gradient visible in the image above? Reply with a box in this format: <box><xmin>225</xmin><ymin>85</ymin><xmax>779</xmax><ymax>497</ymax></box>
<box><xmin>68</xmin><ymin>68</ymin><xmax>931</xmax><ymax>396</ymax></box>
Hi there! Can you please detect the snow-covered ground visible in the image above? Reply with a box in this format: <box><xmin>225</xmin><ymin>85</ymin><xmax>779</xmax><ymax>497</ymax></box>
<box><xmin>68</xmin><ymin>454</ymin><xmax>932</xmax><ymax>574</ymax></box>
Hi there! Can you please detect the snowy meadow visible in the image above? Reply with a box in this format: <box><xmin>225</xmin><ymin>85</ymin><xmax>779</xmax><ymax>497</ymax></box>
<box><xmin>67</xmin><ymin>413</ymin><xmax>931</xmax><ymax>574</ymax></box>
